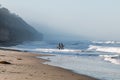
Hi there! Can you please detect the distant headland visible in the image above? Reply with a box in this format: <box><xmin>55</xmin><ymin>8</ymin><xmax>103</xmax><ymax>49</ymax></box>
<box><xmin>0</xmin><ymin>6</ymin><xmax>43</xmax><ymax>46</ymax></box>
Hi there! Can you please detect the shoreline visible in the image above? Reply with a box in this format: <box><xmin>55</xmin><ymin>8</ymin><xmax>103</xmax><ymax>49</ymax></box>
<box><xmin>0</xmin><ymin>49</ymin><xmax>98</xmax><ymax>80</ymax></box>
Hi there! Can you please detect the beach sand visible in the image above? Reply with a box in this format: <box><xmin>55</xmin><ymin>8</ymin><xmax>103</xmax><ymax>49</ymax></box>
<box><xmin>0</xmin><ymin>50</ymin><xmax>98</xmax><ymax>80</ymax></box>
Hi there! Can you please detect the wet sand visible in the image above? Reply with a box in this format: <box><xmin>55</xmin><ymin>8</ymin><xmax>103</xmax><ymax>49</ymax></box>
<box><xmin>0</xmin><ymin>50</ymin><xmax>98</xmax><ymax>80</ymax></box>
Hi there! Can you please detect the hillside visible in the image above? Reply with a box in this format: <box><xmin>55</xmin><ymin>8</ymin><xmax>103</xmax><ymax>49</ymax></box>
<box><xmin>0</xmin><ymin>7</ymin><xmax>43</xmax><ymax>46</ymax></box>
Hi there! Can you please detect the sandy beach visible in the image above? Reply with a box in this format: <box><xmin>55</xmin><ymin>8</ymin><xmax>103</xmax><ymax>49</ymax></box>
<box><xmin>0</xmin><ymin>49</ymin><xmax>98</xmax><ymax>80</ymax></box>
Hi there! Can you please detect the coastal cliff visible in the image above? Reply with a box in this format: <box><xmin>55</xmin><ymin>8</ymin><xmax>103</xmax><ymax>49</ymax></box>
<box><xmin>0</xmin><ymin>7</ymin><xmax>43</xmax><ymax>46</ymax></box>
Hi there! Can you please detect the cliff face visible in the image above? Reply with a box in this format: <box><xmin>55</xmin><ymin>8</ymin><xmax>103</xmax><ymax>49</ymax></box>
<box><xmin>0</xmin><ymin>27</ymin><xmax>9</xmax><ymax>41</ymax></box>
<box><xmin>0</xmin><ymin>7</ymin><xmax>43</xmax><ymax>46</ymax></box>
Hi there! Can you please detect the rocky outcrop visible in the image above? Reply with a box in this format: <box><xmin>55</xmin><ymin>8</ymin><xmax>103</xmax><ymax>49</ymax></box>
<box><xmin>0</xmin><ymin>7</ymin><xmax>43</xmax><ymax>46</ymax></box>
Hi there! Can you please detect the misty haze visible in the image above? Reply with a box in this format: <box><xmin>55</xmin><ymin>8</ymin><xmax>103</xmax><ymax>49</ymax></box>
<box><xmin>1</xmin><ymin>0</ymin><xmax>120</xmax><ymax>41</ymax></box>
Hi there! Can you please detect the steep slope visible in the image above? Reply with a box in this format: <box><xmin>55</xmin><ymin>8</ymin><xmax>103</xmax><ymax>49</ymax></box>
<box><xmin>0</xmin><ymin>7</ymin><xmax>43</xmax><ymax>46</ymax></box>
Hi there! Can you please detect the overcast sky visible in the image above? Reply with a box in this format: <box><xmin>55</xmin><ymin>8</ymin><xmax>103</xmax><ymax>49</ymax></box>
<box><xmin>1</xmin><ymin>0</ymin><xmax>120</xmax><ymax>41</ymax></box>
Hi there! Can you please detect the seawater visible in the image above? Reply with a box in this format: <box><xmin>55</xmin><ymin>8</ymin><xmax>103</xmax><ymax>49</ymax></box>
<box><xmin>3</xmin><ymin>40</ymin><xmax>120</xmax><ymax>80</ymax></box>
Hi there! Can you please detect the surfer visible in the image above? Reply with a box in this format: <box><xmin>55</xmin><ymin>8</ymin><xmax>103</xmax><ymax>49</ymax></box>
<box><xmin>57</xmin><ymin>43</ymin><xmax>64</xmax><ymax>49</ymax></box>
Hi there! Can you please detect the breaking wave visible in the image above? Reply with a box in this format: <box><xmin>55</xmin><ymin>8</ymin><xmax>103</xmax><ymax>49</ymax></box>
<box><xmin>100</xmin><ymin>55</ymin><xmax>120</xmax><ymax>65</ymax></box>
<box><xmin>92</xmin><ymin>41</ymin><xmax>120</xmax><ymax>44</ymax></box>
<box><xmin>88</xmin><ymin>45</ymin><xmax>120</xmax><ymax>54</ymax></box>
<box><xmin>35</xmin><ymin>48</ymin><xmax>82</xmax><ymax>53</ymax></box>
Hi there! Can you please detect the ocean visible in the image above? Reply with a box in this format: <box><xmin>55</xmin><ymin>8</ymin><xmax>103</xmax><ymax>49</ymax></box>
<box><xmin>2</xmin><ymin>40</ymin><xmax>120</xmax><ymax>80</ymax></box>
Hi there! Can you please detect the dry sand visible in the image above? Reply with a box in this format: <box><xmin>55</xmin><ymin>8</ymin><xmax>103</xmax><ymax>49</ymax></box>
<box><xmin>0</xmin><ymin>50</ymin><xmax>98</xmax><ymax>80</ymax></box>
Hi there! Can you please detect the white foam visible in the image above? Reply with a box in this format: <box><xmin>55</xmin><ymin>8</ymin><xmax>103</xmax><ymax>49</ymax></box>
<box><xmin>100</xmin><ymin>55</ymin><xmax>120</xmax><ymax>65</ymax></box>
<box><xmin>92</xmin><ymin>41</ymin><xmax>120</xmax><ymax>44</ymax></box>
<box><xmin>88</xmin><ymin>45</ymin><xmax>120</xmax><ymax>53</ymax></box>
<box><xmin>35</xmin><ymin>48</ymin><xmax>82</xmax><ymax>53</ymax></box>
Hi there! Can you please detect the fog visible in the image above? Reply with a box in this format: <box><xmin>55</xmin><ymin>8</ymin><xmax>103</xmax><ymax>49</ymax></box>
<box><xmin>1</xmin><ymin>0</ymin><xmax>120</xmax><ymax>41</ymax></box>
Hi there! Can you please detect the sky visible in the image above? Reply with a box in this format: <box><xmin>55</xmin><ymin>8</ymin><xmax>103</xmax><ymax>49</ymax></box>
<box><xmin>0</xmin><ymin>0</ymin><xmax>120</xmax><ymax>41</ymax></box>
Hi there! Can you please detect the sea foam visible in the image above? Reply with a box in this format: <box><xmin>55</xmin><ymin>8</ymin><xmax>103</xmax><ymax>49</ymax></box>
<box><xmin>100</xmin><ymin>55</ymin><xmax>120</xmax><ymax>65</ymax></box>
<box><xmin>88</xmin><ymin>45</ymin><xmax>120</xmax><ymax>54</ymax></box>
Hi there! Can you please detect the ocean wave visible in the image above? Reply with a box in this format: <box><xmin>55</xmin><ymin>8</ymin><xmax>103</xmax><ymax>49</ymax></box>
<box><xmin>35</xmin><ymin>48</ymin><xmax>104</xmax><ymax>57</ymax></box>
<box><xmin>88</xmin><ymin>45</ymin><xmax>120</xmax><ymax>53</ymax></box>
<box><xmin>100</xmin><ymin>55</ymin><xmax>120</xmax><ymax>65</ymax></box>
<box><xmin>92</xmin><ymin>41</ymin><xmax>120</xmax><ymax>44</ymax></box>
<box><xmin>35</xmin><ymin>48</ymin><xmax>82</xmax><ymax>53</ymax></box>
